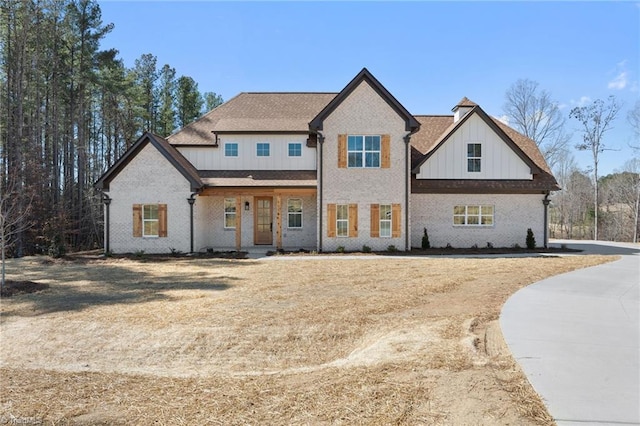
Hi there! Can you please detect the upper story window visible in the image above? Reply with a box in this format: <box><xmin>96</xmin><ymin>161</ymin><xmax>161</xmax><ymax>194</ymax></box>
<box><xmin>287</xmin><ymin>198</ymin><xmax>303</xmax><ymax>228</ymax></box>
<box><xmin>348</xmin><ymin>135</ymin><xmax>380</xmax><ymax>168</ymax></box>
<box><xmin>257</xmin><ymin>142</ymin><xmax>270</xmax><ymax>157</ymax></box>
<box><xmin>224</xmin><ymin>143</ymin><xmax>238</xmax><ymax>157</ymax></box>
<box><xmin>143</xmin><ymin>204</ymin><xmax>159</xmax><ymax>237</ymax></box>
<box><xmin>288</xmin><ymin>143</ymin><xmax>302</xmax><ymax>157</ymax></box>
<box><xmin>467</xmin><ymin>143</ymin><xmax>482</xmax><ymax>172</ymax></box>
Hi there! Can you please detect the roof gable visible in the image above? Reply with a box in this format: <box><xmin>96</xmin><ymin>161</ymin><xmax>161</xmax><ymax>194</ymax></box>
<box><xmin>94</xmin><ymin>132</ymin><xmax>203</xmax><ymax>192</ymax></box>
<box><xmin>411</xmin><ymin>106</ymin><xmax>540</xmax><ymax>174</ymax></box>
<box><xmin>309</xmin><ymin>68</ymin><xmax>420</xmax><ymax>133</ymax></box>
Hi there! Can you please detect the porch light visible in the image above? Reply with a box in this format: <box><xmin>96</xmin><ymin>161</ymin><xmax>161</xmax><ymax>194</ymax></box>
<box><xmin>245</xmin><ymin>201</ymin><xmax>250</xmax><ymax>211</ymax></box>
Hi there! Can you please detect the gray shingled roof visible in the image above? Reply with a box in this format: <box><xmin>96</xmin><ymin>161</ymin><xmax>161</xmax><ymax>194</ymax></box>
<box><xmin>167</xmin><ymin>92</ymin><xmax>337</xmax><ymax>145</ymax></box>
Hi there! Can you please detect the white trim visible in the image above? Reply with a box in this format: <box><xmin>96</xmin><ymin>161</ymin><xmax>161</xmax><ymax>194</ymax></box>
<box><xmin>379</xmin><ymin>203</ymin><xmax>392</xmax><ymax>238</ymax></box>
<box><xmin>224</xmin><ymin>142</ymin><xmax>239</xmax><ymax>157</ymax></box>
<box><xmin>224</xmin><ymin>198</ymin><xmax>237</xmax><ymax>229</ymax></box>
<box><xmin>453</xmin><ymin>204</ymin><xmax>494</xmax><ymax>227</ymax></box>
<box><xmin>142</xmin><ymin>204</ymin><xmax>159</xmax><ymax>237</ymax></box>
<box><xmin>347</xmin><ymin>135</ymin><xmax>381</xmax><ymax>168</ymax></box>
<box><xmin>336</xmin><ymin>204</ymin><xmax>349</xmax><ymax>237</ymax></box>
<box><xmin>256</xmin><ymin>142</ymin><xmax>270</xmax><ymax>157</ymax></box>
<box><xmin>287</xmin><ymin>142</ymin><xmax>303</xmax><ymax>158</ymax></box>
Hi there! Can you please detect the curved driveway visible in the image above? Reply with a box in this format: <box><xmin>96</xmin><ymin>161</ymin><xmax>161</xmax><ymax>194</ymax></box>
<box><xmin>501</xmin><ymin>240</ymin><xmax>640</xmax><ymax>426</ymax></box>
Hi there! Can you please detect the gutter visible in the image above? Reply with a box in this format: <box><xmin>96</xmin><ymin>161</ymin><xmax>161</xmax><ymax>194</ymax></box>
<box><xmin>543</xmin><ymin>191</ymin><xmax>550</xmax><ymax>248</ymax></box>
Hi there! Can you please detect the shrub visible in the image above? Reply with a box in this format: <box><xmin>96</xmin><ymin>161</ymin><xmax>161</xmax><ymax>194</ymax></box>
<box><xmin>445</xmin><ymin>243</ymin><xmax>453</xmax><ymax>249</ymax></box>
<box><xmin>471</xmin><ymin>243</ymin><xmax>478</xmax><ymax>249</ymax></box>
<box><xmin>387</xmin><ymin>245</ymin><xmax>398</xmax><ymax>252</ymax></box>
<box><xmin>512</xmin><ymin>243</ymin><xmax>521</xmax><ymax>249</ymax></box>
<box><xmin>526</xmin><ymin>228</ymin><xmax>536</xmax><ymax>249</ymax></box>
<box><xmin>486</xmin><ymin>242</ymin><xmax>494</xmax><ymax>249</ymax></box>
<box><xmin>421</xmin><ymin>228</ymin><xmax>431</xmax><ymax>249</ymax></box>
<box><xmin>362</xmin><ymin>245</ymin><xmax>372</xmax><ymax>253</ymax></box>
<box><xmin>336</xmin><ymin>246</ymin><xmax>345</xmax><ymax>253</ymax></box>
<box><xmin>169</xmin><ymin>247</ymin><xmax>183</xmax><ymax>256</ymax></box>
<box><xmin>134</xmin><ymin>250</ymin><xmax>145</xmax><ymax>258</ymax></box>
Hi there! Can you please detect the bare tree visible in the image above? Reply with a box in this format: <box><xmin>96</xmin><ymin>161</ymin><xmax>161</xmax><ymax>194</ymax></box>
<box><xmin>570</xmin><ymin>96</ymin><xmax>621</xmax><ymax>240</ymax></box>
<box><xmin>503</xmin><ymin>79</ymin><xmax>571</xmax><ymax>170</ymax></box>
<box><xmin>1</xmin><ymin>178</ymin><xmax>33</xmax><ymax>292</ymax></box>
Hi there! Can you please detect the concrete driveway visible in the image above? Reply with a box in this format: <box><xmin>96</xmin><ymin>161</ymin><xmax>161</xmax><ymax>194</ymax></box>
<box><xmin>501</xmin><ymin>240</ymin><xmax>640</xmax><ymax>426</ymax></box>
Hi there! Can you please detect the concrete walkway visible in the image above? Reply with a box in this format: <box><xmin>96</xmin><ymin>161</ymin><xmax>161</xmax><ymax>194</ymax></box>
<box><xmin>501</xmin><ymin>240</ymin><xmax>640</xmax><ymax>426</ymax></box>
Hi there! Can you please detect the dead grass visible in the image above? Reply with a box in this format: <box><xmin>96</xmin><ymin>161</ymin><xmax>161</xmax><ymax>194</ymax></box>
<box><xmin>0</xmin><ymin>254</ymin><xmax>615</xmax><ymax>425</ymax></box>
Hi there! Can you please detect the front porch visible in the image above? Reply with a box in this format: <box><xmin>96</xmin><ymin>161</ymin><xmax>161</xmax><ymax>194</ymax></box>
<box><xmin>194</xmin><ymin>186</ymin><xmax>317</xmax><ymax>252</ymax></box>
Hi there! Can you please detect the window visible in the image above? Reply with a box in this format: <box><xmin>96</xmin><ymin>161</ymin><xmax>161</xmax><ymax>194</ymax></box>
<box><xmin>467</xmin><ymin>143</ymin><xmax>482</xmax><ymax>172</ymax></box>
<box><xmin>256</xmin><ymin>143</ymin><xmax>270</xmax><ymax>157</ymax></box>
<box><xmin>224</xmin><ymin>198</ymin><xmax>236</xmax><ymax>228</ymax></box>
<box><xmin>225</xmin><ymin>143</ymin><xmax>238</xmax><ymax>157</ymax></box>
<box><xmin>453</xmin><ymin>205</ymin><xmax>494</xmax><ymax>226</ymax></box>
<box><xmin>379</xmin><ymin>204</ymin><xmax>392</xmax><ymax>238</ymax></box>
<box><xmin>287</xmin><ymin>199</ymin><xmax>303</xmax><ymax>228</ymax></box>
<box><xmin>288</xmin><ymin>143</ymin><xmax>302</xmax><ymax>157</ymax></box>
<box><xmin>348</xmin><ymin>135</ymin><xmax>380</xmax><ymax>168</ymax></box>
<box><xmin>143</xmin><ymin>204</ymin><xmax>159</xmax><ymax>237</ymax></box>
<box><xmin>336</xmin><ymin>204</ymin><xmax>349</xmax><ymax>237</ymax></box>
<box><xmin>133</xmin><ymin>204</ymin><xmax>166</xmax><ymax>237</ymax></box>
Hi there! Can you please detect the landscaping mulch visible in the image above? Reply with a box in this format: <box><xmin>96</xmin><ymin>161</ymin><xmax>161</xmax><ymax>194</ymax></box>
<box><xmin>1</xmin><ymin>280</ymin><xmax>49</xmax><ymax>298</ymax></box>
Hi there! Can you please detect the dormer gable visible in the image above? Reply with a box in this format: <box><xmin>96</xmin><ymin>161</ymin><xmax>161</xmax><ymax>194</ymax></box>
<box><xmin>309</xmin><ymin>68</ymin><xmax>420</xmax><ymax>133</ymax></box>
<box><xmin>413</xmin><ymin>106</ymin><xmax>541</xmax><ymax>179</ymax></box>
<box><xmin>452</xmin><ymin>97</ymin><xmax>478</xmax><ymax>122</ymax></box>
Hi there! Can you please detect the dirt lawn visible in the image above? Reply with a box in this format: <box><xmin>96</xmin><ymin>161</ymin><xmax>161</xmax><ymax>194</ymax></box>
<box><xmin>0</xmin><ymin>254</ymin><xmax>614</xmax><ymax>425</ymax></box>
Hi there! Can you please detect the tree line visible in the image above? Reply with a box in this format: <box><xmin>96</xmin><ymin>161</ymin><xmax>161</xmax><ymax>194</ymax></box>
<box><xmin>1</xmin><ymin>0</ymin><xmax>222</xmax><ymax>258</ymax></box>
<box><xmin>503</xmin><ymin>79</ymin><xmax>640</xmax><ymax>243</ymax></box>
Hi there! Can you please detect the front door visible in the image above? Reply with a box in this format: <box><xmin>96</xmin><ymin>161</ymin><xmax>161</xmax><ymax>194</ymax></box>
<box><xmin>254</xmin><ymin>197</ymin><xmax>273</xmax><ymax>245</ymax></box>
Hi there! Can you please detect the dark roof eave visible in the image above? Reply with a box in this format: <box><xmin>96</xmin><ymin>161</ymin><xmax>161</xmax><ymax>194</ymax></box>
<box><xmin>94</xmin><ymin>132</ymin><xmax>203</xmax><ymax>192</ymax></box>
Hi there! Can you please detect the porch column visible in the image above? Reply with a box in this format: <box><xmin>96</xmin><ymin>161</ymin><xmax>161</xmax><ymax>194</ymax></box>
<box><xmin>276</xmin><ymin>195</ymin><xmax>282</xmax><ymax>249</ymax></box>
<box><xmin>235</xmin><ymin>197</ymin><xmax>242</xmax><ymax>250</ymax></box>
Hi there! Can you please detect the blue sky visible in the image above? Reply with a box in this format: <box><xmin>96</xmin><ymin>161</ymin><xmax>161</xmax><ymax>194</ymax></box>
<box><xmin>99</xmin><ymin>1</ymin><xmax>639</xmax><ymax>176</ymax></box>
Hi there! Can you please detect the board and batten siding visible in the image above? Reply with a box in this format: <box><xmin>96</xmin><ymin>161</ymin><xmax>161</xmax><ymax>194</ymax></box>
<box><xmin>176</xmin><ymin>134</ymin><xmax>316</xmax><ymax>170</ymax></box>
<box><xmin>416</xmin><ymin>114</ymin><xmax>532</xmax><ymax>180</ymax></box>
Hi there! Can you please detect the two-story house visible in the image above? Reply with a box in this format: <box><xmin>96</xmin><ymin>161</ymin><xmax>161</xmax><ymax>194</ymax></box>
<box><xmin>94</xmin><ymin>68</ymin><xmax>559</xmax><ymax>254</ymax></box>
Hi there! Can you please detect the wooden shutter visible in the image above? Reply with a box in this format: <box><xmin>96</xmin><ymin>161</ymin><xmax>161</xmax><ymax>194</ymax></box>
<box><xmin>133</xmin><ymin>204</ymin><xmax>142</xmax><ymax>237</ymax></box>
<box><xmin>158</xmin><ymin>204</ymin><xmax>168</xmax><ymax>237</ymax></box>
<box><xmin>338</xmin><ymin>134</ymin><xmax>347</xmax><ymax>168</ymax></box>
<box><xmin>370</xmin><ymin>204</ymin><xmax>380</xmax><ymax>238</ymax></box>
<box><xmin>392</xmin><ymin>203</ymin><xmax>401</xmax><ymax>238</ymax></box>
<box><xmin>349</xmin><ymin>203</ymin><xmax>358</xmax><ymax>237</ymax></box>
<box><xmin>381</xmin><ymin>134</ymin><xmax>391</xmax><ymax>168</ymax></box>
<box><xmin>327</xmin><ymin>204</ymin><xmax>336</xmax><ymax>237</ymax></box>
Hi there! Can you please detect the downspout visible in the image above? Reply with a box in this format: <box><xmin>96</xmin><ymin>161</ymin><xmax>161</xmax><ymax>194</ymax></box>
<box><xmin>316</xmin><ymin>131</ymin><xmax>325</xmax><ymax>253</ymax></box>
<box><xmin>188</xmin><ymin>192</ymin><xmax>197</xmax><ymax>254</ymax></box>
<box><xmin>543</xmin><ymin>191</ymin><xmax>550</xmax><ymax>249</ymax></box>
<box><xmin>403</xmin><ymin>130</ymin><xmax>417</xmax><ymax>251</ymax></box>
<box><xmin>101</xmin><ymin>192</ymin><xmax>111</xmax><ymax>254</ymax></box>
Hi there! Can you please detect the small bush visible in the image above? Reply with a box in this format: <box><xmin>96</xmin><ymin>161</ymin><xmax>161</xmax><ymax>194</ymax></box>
<box><xmin>421</xmin><ymin>228</ymin><xmax>431</xmax><ymax>249</ymax></box>
<box><xmin>445</xmin><ymin>243</ymin><xmax>453</xmax><ymax>249</ymax></box>
<box><xmin>512</xmin><ymin>243</ymin><xmax>521</xmax><ymax>249</ymax></box>
<box><xmin>526</xmin><ymin>228</ymin><xmax>536</xmax><ymax>249</ymax></box>
<box><xmin>134</xmin><ymin>250</ymin><xmax>145</xmax><ymax>258</ymax></box>
<box><xmin>336</xmin><ymin>246</ymin><xmax>345</xmax><ymax>253</ymax></box>
<box><xmin>387</xmin><ymin>245</ymin><xmax>398</xmax><ymax>252</ymax></box>
<box><xmin>471</xmin><ymin>243</ymin><xmax>478</xmax><ymax>249</ymax></box>
<box><xmin>560</xmin><ymin>243</ymin><xmax>567</xmax><ymax>250</ymax></box>
<box><xmin>169</xmin><ymin>247</ymin><xmax>183</xmax><ymax>256</ymax></box>
<box><xmin>362</xmin><ymin>245</ymin><xmax>372</xmax><ymax>253</ymax></box>
<box><xmin>486</xmin><ymin>242</ymin><xmax>494</xmax><ymax>249</ymax></box>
